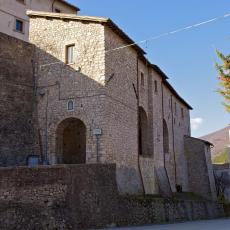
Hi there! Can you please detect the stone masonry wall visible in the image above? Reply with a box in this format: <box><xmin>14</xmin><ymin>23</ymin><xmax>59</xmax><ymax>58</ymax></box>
<box><xmin>29</xmin><ymin>17</ymin><xmax>108</xmax><ymax>165</ymax></box>
<box><xmin>0</xmin><ymin>164</ymin><xmax>118</xmax><ymax>229</ymax></box>
<box><xmin>0</xmin><ymin>32</ymin><xmax>38</xmax><ymax>166</ymax></box>
<box><xmin>0</xmin><ymin>164</ymin><xmax>224</xmax><ymax>229</ymax></box>
<box><xmin>28</xmin><ymin>13</ymin><xmax>195</xmax><ymax>196</ymax></box>
<box><xmin>163</xmin><ymin>86</ymin><xmax>190</xmax><ymax>192</ymax></box>
<box><xmin>104</xmin><ymin>26</ymin><xmax>143</xmax><ymax>194</ymax></box>
<box><xmin>185</xmin><ymin>136</ymin><xmax>217</xmax><ymax>200</ymax></box>
<box><xmin>104</xmin><ymin>25</ymin><xmax>191</xmax><ymax>194</ymax></box>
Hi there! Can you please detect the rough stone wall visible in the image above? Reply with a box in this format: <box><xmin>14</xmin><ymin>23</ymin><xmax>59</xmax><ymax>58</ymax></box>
<box><xmin>104</xmin><ymin>24</ymin><xmax>191</xmax><ymax>194</ymax></box>
<box><xmin>29</xmin><ymin>17</ymin><xmax>108</xmax><ymax>165</ymax></box>
<box><xmin>0</xmin><ymin>32</ymin><xmax>38</xmax><ymax>166</ymax></box>
<box><xmin>104</xmin><ymin>26</ymin><xmax>143</xmax><ymax>194</ymax></box>
<box><xmin>0</xmin><ymin>164</ymin><xmax>224</xmax><ymax>229</ymax></box>
<box><xmin>185</xmin><ymin>136</ymin><xmax>217</xmax><ymax>200</ymax></box>
<box><xmin>163</xmin><ymin>86</ymin><xmax>190</xmax><ymax>192</ymax></box>
<box><xmin>0</xmin><ymin>164</ymin><xmax>118</xmax><ymax>229</ymax></box>
<box><xmin>28</xmin><ymin>14</ymin><xmax>193</xmax><ymax>196</ymax></box>
<box><xmin>117</xmin><ymin>196</ymin><xmax>224</xmax><ymax>227</ymax></box>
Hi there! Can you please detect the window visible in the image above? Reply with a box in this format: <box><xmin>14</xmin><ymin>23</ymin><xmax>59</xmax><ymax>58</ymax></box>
<box><xmin>140</xmin><ymin>72</ymin><xmax>144</xmax><ymax>86</ymax></box>
<box><xmin>15</xmin><ymin>19</ymin><xmax>24</xmax><ymax>33</ymax></box>
<box><xmin>181</xmin><ymin>108</ymin><xmax>184</xmax><ymax>119</ymax></box>
<box><xmin>154</xmin><ymin>80</ymin><xmax>158</xmax><ymax>93</ymax></box>
<box><xmin>55</xmin><ymin>8</ymin><xmax>61</xmax><ymax>13</ymax></box>
<box><xmin>174</xmin><ymin>102</ymin><xmax>177</xmax><ymax>115</ymax></box>
<box><xmin>67</xmin><ymin>100</ymin><xmax>74</xmax><ymax>111</ymax></box>
<box><xmin>66</xmin><ymin>44</ymin><xmax>75</xmax><ymax>64</ymax></box>
<box><xmin>163</xmin><ymin>119</ymin><xmax>169</xmax><ymax>154</ymax></box>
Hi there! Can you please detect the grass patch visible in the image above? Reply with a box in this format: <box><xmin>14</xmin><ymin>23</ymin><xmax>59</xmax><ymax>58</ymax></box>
<box><xmin>213</xmin><ymin>150</ymin><xmax>229</xmax><ymax>164</ymax></box>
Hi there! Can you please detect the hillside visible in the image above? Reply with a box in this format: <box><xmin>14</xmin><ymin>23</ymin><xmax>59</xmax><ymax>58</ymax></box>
<box><xmin>200</xmin><ymin>126</ymin><xmax>230</xmax><ymax>163</ymax></box>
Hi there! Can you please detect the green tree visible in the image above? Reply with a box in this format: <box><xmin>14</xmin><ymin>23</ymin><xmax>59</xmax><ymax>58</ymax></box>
<box><xmin>216</xmin><ymin>50</ymin><xmax>230</xmax><ymax>112</ymax></box>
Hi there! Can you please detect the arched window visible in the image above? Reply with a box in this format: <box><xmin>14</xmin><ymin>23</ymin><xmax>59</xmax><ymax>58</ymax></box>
<box><xmin>163</xmin><ymin>119</ymin><xmax>169</xmax><ymax>154</ymax></box>
<box><xmin>67</xmin><ymin>100</ymin><xmax>74</xmax><ymax>111</ymax></box>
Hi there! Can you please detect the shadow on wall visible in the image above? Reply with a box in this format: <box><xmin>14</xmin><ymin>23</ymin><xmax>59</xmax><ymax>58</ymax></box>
<box><xmin>34</xmin><ymin>41</ymin><xmax>111</xmax><ymax>166</ymax></box>
<box><xmin>0</xmin><ymin>32</ymin><xmax>137</xmax><ymax>170</ymax></box>
<box><xmin>0</xmin><ymin>33</ymin><xmax>36</xmax><ymax>167</ymax></box>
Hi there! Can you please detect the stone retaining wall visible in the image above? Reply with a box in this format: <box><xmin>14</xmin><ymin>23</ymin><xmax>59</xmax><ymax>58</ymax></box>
<box><xmin>0</xmin><ymin>164</ymin><xmax>224</xmax><ymax>229</ymax></box>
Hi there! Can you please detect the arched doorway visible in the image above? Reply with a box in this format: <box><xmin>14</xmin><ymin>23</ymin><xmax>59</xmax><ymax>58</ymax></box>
<box><xmin>139</xmin><ymin>107</ymin><xmax>148</xmax><ymax>156</ymax></box>
<box><xmin>163</xmin><ymin>119</ymin><xmax>169</xmax><ymax>154</ymax></box>
<box><xmin>56</xmin><ymin>118</ymin><xmax>86</xmax><ymax>164</ymax></box>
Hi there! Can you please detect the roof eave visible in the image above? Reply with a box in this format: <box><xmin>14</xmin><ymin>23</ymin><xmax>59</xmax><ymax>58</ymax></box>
<box><xmin>185</xmin><ymin>135</ymin><xmax>213</xmax><ymax>146</ymax></box>
<box><xmin>163</xmin><ymin>80</ymin><xmax>193</xmax><ymax>110</ymax></box>
<box><xmin>106</xmin><ymin>19</ymin><xmax>146</xmax><ymax>55</ymax></box>
<box><xmin>150</xmin><ymin>65</ymin><xmax>193</xmax><ymax>110</ymax></box>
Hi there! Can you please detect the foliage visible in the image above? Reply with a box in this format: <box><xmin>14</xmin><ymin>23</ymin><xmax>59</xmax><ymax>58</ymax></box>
<box><xmin>212</xmin><ymin>150</ymin><xmax>229</xmax><ymax>164</ymax></box>
<box><xmin>215</xmin><ymin>50</ymin><xmax>230</xmax><ymax>112</ymax></box>
<box><xmin>214</xmin><ymin>171</ymin><xmax>230</xmax><ymax>203</ymax></box>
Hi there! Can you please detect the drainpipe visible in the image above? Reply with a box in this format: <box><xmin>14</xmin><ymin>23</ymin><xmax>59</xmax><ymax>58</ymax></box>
<box><xmin>52</xmin><ymin>0</ymin><xmax>57</xmax><ymax>12</ymax></box>
<box><xmin>44</xmin><ymin>90</ymin><xmax>49</xmax><ymax>165</ymax></box>
<box><xmin>161</xmin><ymin>82</ymin><xmax>165</xmax><ymax>166</ymax></box>
<box><xmin>170</xmin><ymin>95</ymin><xmax>177</xmax><ymax>186</ymax></box>
<box><xmin>136</xmin><ymin>55</ymin><xmax>146</xmax><ymax>195</ymax></box>
<box><xmin>161</xmin><ymin>82</ymin><xmax>172</xmax><ymax>192</ymax></box>
<box><xmin>96</xmin><ymin>135</ymin><xmax>100</xmax><ymax>163</ymax></box>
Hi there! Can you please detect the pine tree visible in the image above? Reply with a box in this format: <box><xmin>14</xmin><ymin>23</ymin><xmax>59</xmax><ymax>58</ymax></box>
<box><xmin>216</xmin><ymin>50</ymin><xmax>230</xmax><ymax>113</ymax></box>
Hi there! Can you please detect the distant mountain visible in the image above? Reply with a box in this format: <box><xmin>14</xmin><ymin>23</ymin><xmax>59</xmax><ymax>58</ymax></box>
<box><xmin>200</xmin><ymin>126</ymin><xmax>230</xmax><ymax>163</ymax></box>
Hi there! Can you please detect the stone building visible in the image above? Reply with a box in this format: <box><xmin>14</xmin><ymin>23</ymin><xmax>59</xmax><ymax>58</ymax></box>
<box><xmin>14</xmin><ymin>10</ymin><xmax>214</xmax><ymax>198</ymax></box>
<box><xmin>0</xmin><ymin>8</ymin><xmax>217</xmax><ymax>200</ymax></box>
<box><xmin>0</xmin><ymin>0</ymin><xmax>79</xmax><ymax>41</ymax></box>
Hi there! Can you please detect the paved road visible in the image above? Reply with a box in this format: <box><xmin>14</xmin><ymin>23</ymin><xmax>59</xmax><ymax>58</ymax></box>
<box><xmin>106</xmin><ymin>218</ymin><xmax>230</xmax><ymax>230</ymax></box>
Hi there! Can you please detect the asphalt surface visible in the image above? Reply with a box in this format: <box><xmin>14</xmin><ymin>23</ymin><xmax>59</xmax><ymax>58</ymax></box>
<box><xmin>105</xmin><ymin>218</ymin><xmax>230</xmax><ymax>230</ymax></box>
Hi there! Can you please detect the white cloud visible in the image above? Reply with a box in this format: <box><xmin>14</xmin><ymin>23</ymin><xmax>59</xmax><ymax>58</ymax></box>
<box><xmin>191</xmin><ymin>118</ymin><xmax>203</xmax><ymax>131</ymax></box>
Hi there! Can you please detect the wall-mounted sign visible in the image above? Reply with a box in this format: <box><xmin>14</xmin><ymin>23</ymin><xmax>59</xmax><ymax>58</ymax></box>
<box><xmin>93</xmin><ymin>128</ymin><xmax>102</xmax><ymax>135</ymax></box>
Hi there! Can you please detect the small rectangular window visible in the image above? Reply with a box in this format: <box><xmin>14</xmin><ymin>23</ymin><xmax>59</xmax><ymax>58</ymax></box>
<box><xmin>181</xmin><ymin>108</ymin><xmax>184</xmax><ymax>119</ymax></box>
<box><xmin>154</xmin><ymin>80</ymin><xmax>158</xmax><ymax>93</ymax></box>
<box><xmin>140</xmin><ymin>72</ymin><xmax>144</xmax><ymax>86</ymax></box>
<box><xmin>66</xmin><ymin>44</ymin><xmax>75</xmax><ymax>64</ymax></box>
<box><xmin>174</xmin><ymin>102</ymin><xmax>177</xmax><ymax>115</ymax></box>
<box><xmin>15</xmin><ymin>19</ymin><xmax>24</xmax><ymax>33</ymax></box>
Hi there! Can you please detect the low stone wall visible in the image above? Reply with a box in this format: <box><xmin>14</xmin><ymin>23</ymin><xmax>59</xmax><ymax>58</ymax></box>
<box><xmin>116</xmin><ymin>196</ymin><xmax>224</xmax><ymax>227</ymax></box>
<box><xmin>0</xmin><ymin>164</ymin><xmax>224</xmax><ymax>229</ymax></box>
<box><xmin>0</xmin><ymin>164</ymin><xmax>118</xmax><ymax>229</ymax></box>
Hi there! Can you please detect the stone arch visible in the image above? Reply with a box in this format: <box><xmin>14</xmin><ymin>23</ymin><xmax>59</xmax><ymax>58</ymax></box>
<box><xmin>138</xmin><ymin>106</ymin><xmax>149</xmax><ymax>156</ymax></box>
<box><xmin>163</xmin><ymin>119</ymin><xmax>169</xmax><ymax>154</ymax></box>
<box><xmin>56</xmin><ymin>117</ymin><xmax>86</xmax><ymax>164</ymax></box>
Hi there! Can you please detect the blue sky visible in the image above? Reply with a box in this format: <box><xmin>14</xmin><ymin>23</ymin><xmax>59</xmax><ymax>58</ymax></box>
<box><xmin>70</xmin><ymin>0</ymin><xmax>230</xmax><ymax>137</ymax></box>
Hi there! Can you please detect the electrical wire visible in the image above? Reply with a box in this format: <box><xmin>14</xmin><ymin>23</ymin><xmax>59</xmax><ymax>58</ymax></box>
<box><xmin>106</xmin><ymin>12</ymin><xmax>230</xmax><ymax>53</ymax></box>
<box><xmin>37</xmin><ymin>12</ymin><xmax>230</xmax><ymax>68</ymax></box>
